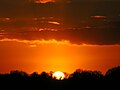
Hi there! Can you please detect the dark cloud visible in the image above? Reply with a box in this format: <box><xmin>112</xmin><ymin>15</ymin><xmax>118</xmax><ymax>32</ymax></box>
<box><xmin>0</xmin><ymin>0</ymin><xmax>33</xmax><ymax>17</ymax></box>
<box><xmin>0</xmin><ymin>19</ymin><xmax>120</xmax><ymax>45</ymax></box>
<box><xmin>0</xmin><ymin>0</ymin><xmax>120</xmax><ymax>18</ymax></box>
<box><xmin>0</xmin><ymin>0</ymin><xmax>120</xmax><ymax>45</ymax></box>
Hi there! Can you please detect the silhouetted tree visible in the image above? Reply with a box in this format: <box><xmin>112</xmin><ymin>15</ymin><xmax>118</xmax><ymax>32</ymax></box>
<box><xmin>69</xmin><ymin>69</ymin><xmax>82</xmax><ymax>79</ymax></box>
<box><xmin>104</xmin><ymin>66</ymin><xmax>120</xmax><ymax>90</ymax></box>
<box><xmin>40</xmin><ymin>72</ymin><xmax>50</xmax><ymax>79</ymax></box>
<box><xmin>105</xmin><ymin>66</ymin><xmax>120</xmax><ymax>79</ymax></box>
<box><xmin>10</xmin><ymin>70</ymin><xmax>28</xmax><ymax>77</ymax></box>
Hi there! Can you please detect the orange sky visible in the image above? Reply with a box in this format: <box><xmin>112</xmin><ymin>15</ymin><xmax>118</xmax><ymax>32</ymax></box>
<box><xmin>0</xmin><ymin>39</ymin><xmax>120</xmax><ymax>74</ymax></box>
<box><xmin>0</xmin><ymin>0</ymin><xmax>120</xmax><ymax>75</ymax></box>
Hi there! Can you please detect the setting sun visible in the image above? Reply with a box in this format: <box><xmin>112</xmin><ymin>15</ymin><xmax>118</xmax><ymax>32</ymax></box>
<box><xmin>52</xmin><ymin>71</ymin><xmax>65</xmax><ymax>80</ymax></box>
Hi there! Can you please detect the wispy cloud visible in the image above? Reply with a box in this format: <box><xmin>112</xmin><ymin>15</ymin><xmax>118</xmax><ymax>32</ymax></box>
<box><xmin>34</xmin><ymin>0</ymin><xmax>56</xmax><ymax>3</ymax></box>
<box><xmin>0</xmin><ymin>38</ymin><xmax>72</xmax><ymax>47</ymax></box>
<box><xmin>91</xmin><ymin>16</ymin><xmax>107</xmax><ymax>19</ymax></box>
<box><xmin>0</xmin><ymin>38</ymin><xmax>120</xmax><ymax>48</ymax></box>
<box><xmin>48</xmin><ymin>21</ymin><xmax>60</xmax><ymax>25</ymax></box>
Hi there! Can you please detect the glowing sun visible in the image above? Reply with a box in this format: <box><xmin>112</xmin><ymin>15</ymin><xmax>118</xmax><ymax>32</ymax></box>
<box><xmin>52</xmin><ymin>71</ymin><xmax>65</xmax><ymax>80</ymax></box>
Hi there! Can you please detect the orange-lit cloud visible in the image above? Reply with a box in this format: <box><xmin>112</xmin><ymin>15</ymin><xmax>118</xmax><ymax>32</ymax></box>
<box><xmin>1</xmin><ymin>38</ymin><xmax>120</xmax><ymax>48</ymax></box>
<box><xmin>0</xmin><ymin>18</ymin><xmax>11</xmax><ymax>21</ymax></box>
<box><xmin>48</xmin><ymin>21</ymin><xmax>60</xmax><ymax>25</ymax></box>
<box><xmin>34</xmin><ymin>0</ymin><xmax>56</xmax><ymax>3</ymax></box>
<box><xmin>38</xmin><ymin>28</ymin><xmax>58</xmax><ymax>31</ymax></box>
<box><xmin>0</xmin><ymin>25</ymin><xmax>120</xmax><ymax>45</ymax></box>
<box><xmin>91</xmin><ymin>16</ymin><xmax>107</xmax><ymax>19</ymax></box>
<box><xmin>0</xmin><ymin>38</ymin><xmax>72</xmax><ymax>47</ymax></box>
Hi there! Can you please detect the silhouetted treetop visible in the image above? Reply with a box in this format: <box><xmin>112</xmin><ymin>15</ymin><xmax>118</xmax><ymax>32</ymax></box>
<box><xmin>30</xmin><ymin>72</ymin><xmax>39</xmax><ymax>77</ymax></box>
<box><xmin>105</xmin><ymin>66</ymin><xmax>120</xmax><ymax>80</ymax></box>
<box><xmin>10</xmin><ymin>70</ymin><xmax>28</xmax><ymax>78</ymax></box>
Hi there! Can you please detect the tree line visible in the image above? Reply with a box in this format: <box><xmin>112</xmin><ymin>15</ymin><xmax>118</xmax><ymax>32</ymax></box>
<box><xmin>0</xmin><ymin>66</ymin><xmax>120</xmax><ymax>90</ymax></box>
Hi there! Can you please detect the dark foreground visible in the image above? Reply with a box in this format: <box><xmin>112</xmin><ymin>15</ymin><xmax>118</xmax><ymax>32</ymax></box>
<box><xmin>0</xmin><ymin>66</ymin><xmax>120</xmax><ymax>90</ymax></box>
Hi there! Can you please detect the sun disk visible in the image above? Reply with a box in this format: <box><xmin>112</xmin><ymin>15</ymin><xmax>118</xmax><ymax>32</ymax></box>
<box><xmin>52</xmin><ymin>71</ymin><xmax>65</xmax><ymax>80</ymax></box>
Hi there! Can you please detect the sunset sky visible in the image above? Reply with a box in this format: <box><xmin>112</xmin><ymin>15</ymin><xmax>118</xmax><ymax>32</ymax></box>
<box><xmin>0</xmin><ymin>0</ymin><xmax>120</xmax><ymax>74</ymax></box>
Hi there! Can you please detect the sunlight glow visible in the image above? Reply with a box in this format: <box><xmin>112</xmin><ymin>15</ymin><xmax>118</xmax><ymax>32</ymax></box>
<box><xmin>52</xmin><ymin>71</ymin><xmax>65</xmax><ymax>80</ymax></box>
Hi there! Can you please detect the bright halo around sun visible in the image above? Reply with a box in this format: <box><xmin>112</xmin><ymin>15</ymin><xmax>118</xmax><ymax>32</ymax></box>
<box><xmin>52</xmin><ymin>71</ymin><xmax>65</xmax><ymax>80</ymax></box>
